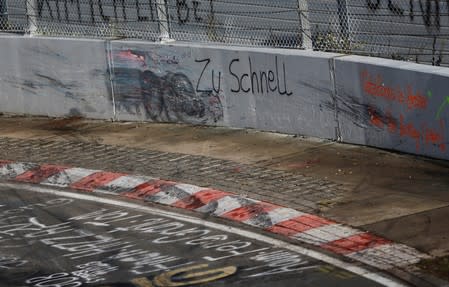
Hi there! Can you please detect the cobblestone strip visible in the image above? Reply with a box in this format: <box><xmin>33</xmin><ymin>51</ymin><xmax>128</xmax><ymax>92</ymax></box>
<box><xmin>0</xmin><ymin>137</ymin><xmax>347</xmax><ymax>213</ymax></box>
<box><xmin>0</xmin><ymin>160</ymin><xmax>429</xmax><ymax>272</ymax></box>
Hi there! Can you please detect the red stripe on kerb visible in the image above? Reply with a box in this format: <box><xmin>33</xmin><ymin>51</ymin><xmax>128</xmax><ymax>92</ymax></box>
<box><xmin>266</xmin><ymin>214</ymin><xmax>334</xmax><ymax>237</ymax></box>
<box><xmin>0</xmin><ymin>160</ymin><xmax>12</xmax><ymax>167</ymax></box>
<box><xmin>220</xmin><ymin>202</ymin><xmax>280</xmax><ymax>222</ymax></box>
<box><xmin>121</xmin><ymin>180</ymin><xmax>176</xmax><ymax>199</ymax></box>
<box><xmin>70</xmin><ymin>171</ymin><xmax>126</xmax><ymax>192</ymax></box>
<box><xmin>15</xmin><ymin>164</ymin><xmax>68</xmax><ymax>183</ymax></box>
<box><xmin>172</xmin><ymin>189</ymin><xmax>232</xmax><ymax>209</ymax></box>
<box><xmin>321</xmin><ymin>233</ymin><xmax>391</xmax><ymax>254</ymax></box>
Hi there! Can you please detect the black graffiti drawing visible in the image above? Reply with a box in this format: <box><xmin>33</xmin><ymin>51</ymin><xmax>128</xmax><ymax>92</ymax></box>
<box><xmin>295</xmin><ymin>78</ymin><xmax>376</xmax><ymax>129</ymax></box>
<box><xmin>366</xmin><ymin>0</ymin><xmax>381</xmax><ymax>10</ymax></box>
<box><xmin>0</xmin><ymin>0</ymin><xmax>6</xmax><ymax>19</ymax></box>
<box><xmin>176</xmin><ymin>0</ymin><xmax>190</xmax><ymax>24</ymax></box>
<box><xmin>366</xmin><ymin>0</ymin><xmax>405</xmax><ymax>14</ymax></box>
<box><xmin>418</xmin><ymin>0</ymin><xmax>442</xmax><ymax>28</ymax></box>
<box><xmin>114</xmin><ymin>68</ymin><xmax>223</xmax><ymax>124</ymax></box>
<box><xmin>175</xmin><ymin>0</ymin><xmax>214</xmax><ymax>24</ymax></box>
<box><xmin>366</xmin><ymin>0</ymin><xmax>449</xmax><ymax>29</ymax></box>
<box><xmin>6</xmin><ymin>73</ymin><xmax>80</xmax><ymax>100</ymax></box>
<box><xmin>36</xmin><ymin>0</ymin><xmax>215</xmax><ymax>24</ymax></box>
<box><xmin>37</xmin><ymin>0</ymin><xmax>157</xmax><ymax>23</ymax></box>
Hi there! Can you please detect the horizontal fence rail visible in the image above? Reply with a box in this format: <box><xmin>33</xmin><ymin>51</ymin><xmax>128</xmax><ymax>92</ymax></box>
<box><xmin>1</xmin><ymin>0</ymin><xmax>449</xmax><ymax>66</ymax></box>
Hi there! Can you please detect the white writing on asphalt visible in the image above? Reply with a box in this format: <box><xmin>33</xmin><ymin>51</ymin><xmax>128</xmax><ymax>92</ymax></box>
<box><xmin>0</xmin><ymin>254</ymin><xmax>28</xmax><ymax>269</ymax></box>
<box><xmin>72</xmin><ymin>261</ymin><xmax>118</xmax><ymax>284</ymax></box>
<box><xmin>0</xmin><ymin>202</ymin><xmax>315</xmax><ymax>283</ymax></box>
<box><xmin>26</xmin><ymin>272</ymin><xmax>82</xmax><ymax>287</ymax></box>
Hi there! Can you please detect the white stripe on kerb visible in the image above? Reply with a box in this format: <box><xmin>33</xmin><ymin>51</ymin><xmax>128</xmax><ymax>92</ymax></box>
<box><xmin>261</xmin><ymin>207</ymin><xmax>306</xmax><ymax>226</ymax></box>
<box><xmin>243</xmin><ymin>207</ymin><xmax>307</xmax><ymax>228</ymax></box>
<box><xmin>94</xmin><ymin>175</ymin><xmax>155</xmax><ymax>192</ymax></box>
<box><xmin>41</xmin><ymin>167</ymin><xmax>98</xmax><ymax>187</ymax></box>
<box><xmin>149</xmin><ymin>193</ymin><xmax>181</xmax><ymax>205</ymax></box>
<box><xmin>346</xmin><ymin>243</ymin><xmax>429</xmax><ymax>269</ymax></box>
<box><xmin>293</xmin><ymin>224</ymin><xmax>362</xmax><ymax>245</ymax></box>
<box><xmin>174</xmin><ymin>183</ymin><xmax>206</xmax><ymax>195</ymax></box>
<box><xmin>201</xmin><ymin>196</ymin><xmax>251</xmax><ymax>216</ymax></box>
<box><xmin>149</xmin><ymin>184</ymin><xmax>203</xmax><ymax>205</ymax></box>
<box><xmin>0</xmin><ymin>163</ymin><xmax>35</xmax><ymax>178</ymax></box>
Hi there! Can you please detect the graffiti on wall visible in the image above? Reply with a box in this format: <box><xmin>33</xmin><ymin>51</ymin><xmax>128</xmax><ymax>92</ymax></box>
<box><xmin>366</xmin><ymin>0</ymin><xmax>449</xmax><ymax>30</ymax></box>
<box><xmin>0</xmin><ymin>45</ymin><xmax>107</xmax><ymax>118</ymax></box>
<box><xmin>174</xmin><ymin>0</ymin><xmax>216</xmax><ymax>25</ymax></box>
<box><xmin>196</xmin><ymin>56</ymin><xmax>293</xmax><ymax>96</ymax></box>
<box><xmin>36</xmin><ymin>0</ymin><xmax>158</xmax><ymax>23</ymax></box>
<box><xmin>360</xmin><ymin>70</ymin><xmax>447</xmax><ymax>153</ymax></box>
<box><xmin>35</xmin><ymin>0</ymin><xmax>218</xmax><ymax>25</ymax></box>
<box><xmin>112</xmin><ymin>49</ymin><xmax>224</xmax><ymax>124</ymax></box>
<box><xmin>111</xmin><ymin>48</ymin><xmax>294</xmax><ymax>124</ymax></box>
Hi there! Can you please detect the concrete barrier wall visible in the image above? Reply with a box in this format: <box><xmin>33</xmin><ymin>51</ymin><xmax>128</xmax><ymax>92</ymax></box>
<box><xmin>334</xmin><ymin>56</ymin><xmax>449</xmax><ymax>160</ymax></box>
<box><xmin>0</xmin><ymin>35</ymin><xmax>448</xmax><ymax>160</ymax></box>
<box><xmin>109</xmin><ymin>42</ymin><xmax>338</xmax><ymax>139</ymax></box>
<box><xmin>0</xmin><ymin>36</ymin><xmax>113</xmax><ymax>118</ymax></box>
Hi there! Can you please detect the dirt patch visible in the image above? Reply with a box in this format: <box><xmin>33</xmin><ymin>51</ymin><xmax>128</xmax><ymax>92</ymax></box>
<box><xmin>417</xmin><ymin>256</ymin><xmax>449</xmax><ymax>281</ymax></box>
<box><xmin>39</xmin><ymin>116</ymin><xmax>85</xmax><ymax>131</ymax></box>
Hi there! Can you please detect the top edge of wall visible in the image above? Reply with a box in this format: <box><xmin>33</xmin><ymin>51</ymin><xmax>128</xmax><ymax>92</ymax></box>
<box><xmin>110</xmin><ymin>39</ymin><xmax>344</xmax><ymax>58</ymax></box>
<box><xmin>0</xmin><ymin>34</ymin><xmax>107</xmax><ymax>43</ymax></box>
<box><xmin>335</xmin><ymin>54</ymin><xmax>449</xmax><ymax>76</ymax></box>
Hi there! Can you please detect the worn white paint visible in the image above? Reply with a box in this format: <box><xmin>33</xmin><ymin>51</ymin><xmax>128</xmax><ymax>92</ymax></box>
<box><xmin>0</xmin><ymin>182</ymin><xmax>410</xmax><ymax>287</ymax></box>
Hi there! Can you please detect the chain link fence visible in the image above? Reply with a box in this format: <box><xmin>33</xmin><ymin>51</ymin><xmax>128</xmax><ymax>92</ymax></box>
<box><xmin>1</xmin><ymin>0</ymin><xmax>449</xmax><ymax>66</ymax></box>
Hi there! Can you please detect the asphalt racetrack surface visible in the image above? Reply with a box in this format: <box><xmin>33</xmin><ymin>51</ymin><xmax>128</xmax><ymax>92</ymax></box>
<box><xmin>0</xmin><ymin>183</ymin><xmax>397</xmax><ymax>286</ymax></box>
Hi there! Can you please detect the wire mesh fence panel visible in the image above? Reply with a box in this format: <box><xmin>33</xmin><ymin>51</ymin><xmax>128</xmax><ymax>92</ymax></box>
<box><xmin>165</xmin><ymin>0</ymin><xmax>304</xmax><ymax>48</ymax></box>
<box><xmin>1</xmin><ymin>0</ymin><xmax>449</xmax><ymax>66</ymax></box>
<box><xmin>0</xmin><ymin>0</ymin><xmax>28</xmax><ymax>33</ymax></box>
<box><xmin>41</xmin><ymin>0</ymin><xmax>163</xmax><ymax>40</ymax></box>
<box><xmin>15</xmin><ymin>0</ymin><xmax>163</xmax><ymax>39</ymax></box>
<box><xmin>350</xmin><ymin>0</ymin><xmax>449</xmax><ymax>66</ymax></box>
<box><xmin>308</xmin><ymin>1</ymin><xmax>350</xmax><ymax>52</ymax></box>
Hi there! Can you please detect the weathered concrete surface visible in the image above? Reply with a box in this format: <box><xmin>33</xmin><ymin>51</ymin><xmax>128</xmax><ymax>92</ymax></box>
<box><xmin>1</xmin><ymin>35</ymin><xmax>449</xmax><ymax>162</ymax></box>
<box><xmin>0</xmin><ymin>36</ymin><xmax>112</xmax><ymax>119</ymax></box>
<box><xmin>0</xmin><ymin>116</ymin><xmax>448</xmax><ymax>259</ymax></box>
<box><xmin>0</xmin><ymin>35</ymin><xmax>339</xmax><ymax>140</ymax></box>
<box><xmin>335</xmin><ymin>55</ymin><xmax>449</xmax><ymax>161</ymax></box>
<box><xmin>110</xmin><ymin>41</ymin><xmax>338</xmax><ymax>139</ymax></box>
<box><xmin>364</xmin><ymin>205</ymin><xmax>449</xmax><ymax>258</ymax></box>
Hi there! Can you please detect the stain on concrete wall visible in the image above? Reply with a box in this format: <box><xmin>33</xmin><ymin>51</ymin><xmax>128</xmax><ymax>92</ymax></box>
<box><xmin>111</xmin><ymin>47</ymin><xmax>223</xmax><ymax>124</ymax></box>
<box><xmin>0</xmin><ymin>35</ymin><xmax>448</xmax><ymax>160</ymax></box>
<box><xmin>110</xmin><ymin>42</ymin><xmax>338</xmax><ymax>139</ymax></box>
<box><xmin>335</xmin><ymin>56</ymin><xmax>449</xmax><ymax>160</ymax></box>
<box><xmin>0</xmin><ymin>36</ymin><xmax>112</xmax><ymax>118</ymax></box>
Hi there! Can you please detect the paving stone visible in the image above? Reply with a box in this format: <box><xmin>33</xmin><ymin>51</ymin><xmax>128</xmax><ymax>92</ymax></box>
<box><xmin>0</xmin><ymin>137</ymin><xmax>350</xmax><ymax>213</ymax></box>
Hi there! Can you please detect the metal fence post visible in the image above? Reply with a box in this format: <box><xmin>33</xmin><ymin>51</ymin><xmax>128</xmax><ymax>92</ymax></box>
<box><xmin>26</xmin><ymin>0</ymin><xmax>38</xmax><ymax>35</ymax></box>
<box><xmin>337</xmin><ymin>0</ymin><xmax>351</xmax><ymax>49</ymax></box>
<box><xmin>297</xmin><ymin>0</ymin><xmax>312</xmax><ymax>50</ymax></box>
<box><xmin>156</xmin><ymin>0</ymin><xmax>173</xmax><ymax>42</ymax></box>
<box><xmin>0</xmin><ymin>0</ymin><xmax>6</xmax><ymax>26</ymax></box>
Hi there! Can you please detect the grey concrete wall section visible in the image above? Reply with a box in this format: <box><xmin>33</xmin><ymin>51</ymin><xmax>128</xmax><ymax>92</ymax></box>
<box><xmin>1</xmin><ymin>35</ymin><xmax>448</xmax><ymax>160</ymax></box>
<box><xmin>109</xmin><ymin>41</ymin><xmax>338</xmax><ymax>139</ymax></box>
<box><xmin>109</xmin><ymin>42</ymin><xmax>228</xmax><ymax>125</ymax></box>
<box><xmin>335</xmin><ymin>56</ymin><xmax>449</xmax><ymax>160</ymax></box>
<box><xmin>0</xmin><ymin>36</ymin><xmax>113</xmax><ymax>118</ymax></box>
